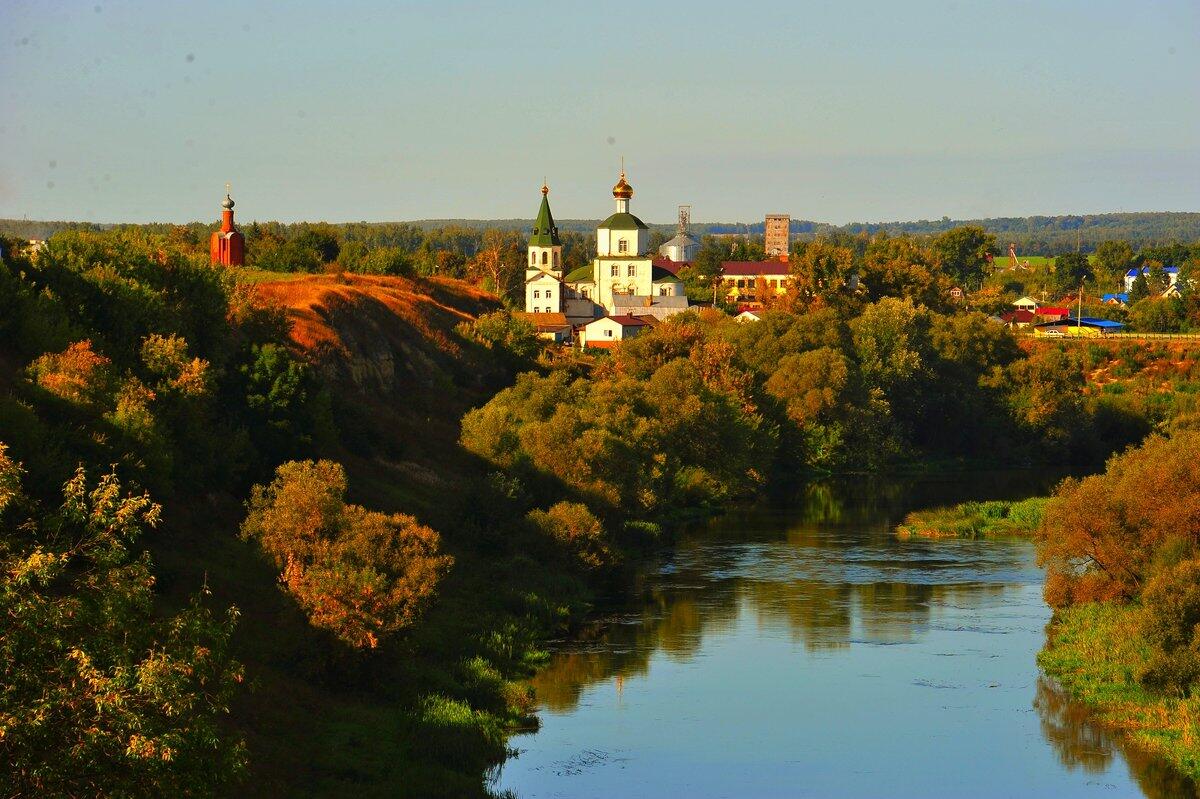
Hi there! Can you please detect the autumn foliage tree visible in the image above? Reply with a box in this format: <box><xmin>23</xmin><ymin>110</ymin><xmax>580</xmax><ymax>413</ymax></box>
<box><xmin>1039</xmin><ymin>431</ymin><xmax>1200</xmax><ymax>609</ymax></box>
<box><xmin>240</xmin><ymin>460</ymin><xmax>453</xmax><ymax>649</ymax></box>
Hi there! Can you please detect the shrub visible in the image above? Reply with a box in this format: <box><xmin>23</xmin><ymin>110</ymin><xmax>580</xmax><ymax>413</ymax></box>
<box><xmin>1138</xmin><ymin>559</ymin><xmax>1200</xmax><ymax>694</ymax></box>
<box><xmin>241</xmin><ymin>459</ymin><xmax>453</xmax><ymax>648</ymax></box>
<box><xmin>27</xmin><ymin>340</ymin><xmax>113</xmax><ymax>407</ymax></box>
<box><xmin>1039</xmin><ymin>432</ymin><xmax>1200</xmax><ymax>607</ymax></box>
<box><xmin>0</xmin><ymin>445</ymin><xmax>245</xmax><ymax>795</ymax></box>
<box><xmin>525</xmin><ymin>501</ymin><xmax>615</xmax><ymax>571</ymax></box>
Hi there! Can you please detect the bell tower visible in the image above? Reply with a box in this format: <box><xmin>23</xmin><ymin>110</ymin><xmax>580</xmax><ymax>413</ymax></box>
<box><xmin>527</xmin><ymin>182</ymin><xmax>562</xmax><ymax>276</ymax></box>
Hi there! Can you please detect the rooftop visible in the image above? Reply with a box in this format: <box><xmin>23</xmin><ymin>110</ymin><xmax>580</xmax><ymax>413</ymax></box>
<box><xmin>599</xmin><ymin>211</ymin><xmax>649</xmax><ymax>231</ymax></box>
<box><xmin>721</xmin><ymin>260</ymin><xmax>792</xmax><ymax>277</ymax></box>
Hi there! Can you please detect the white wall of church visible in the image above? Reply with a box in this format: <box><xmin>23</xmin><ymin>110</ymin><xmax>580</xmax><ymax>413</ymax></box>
<box><xmin>594</xmin><ymin>257</ymin><xmax>653</xmax><ymax>305</ymax></box>
<box><xmin>596</xmin><ymin>227</ymin><xmax>649</xmax><ymax>258</ymax></box>
<box><xmin>525</xmin><ymin>273</ymin><xmax>562</xmax><ymax>313</ymax></box>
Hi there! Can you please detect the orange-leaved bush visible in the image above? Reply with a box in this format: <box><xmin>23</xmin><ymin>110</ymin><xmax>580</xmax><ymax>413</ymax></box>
<box><xmin>27</xmin><ymin>339</ymin><xmax>113</xmax><ymax>407</ymax></box>
<box><xmin>1039</xmin><ymin>431</ymin><xmax>1200</xmax><ymax>608</ymax></box>
<box><xmin>241</xmin><ymin>459</ymin><xmax>453</xmax><ymax>649</ymax></box>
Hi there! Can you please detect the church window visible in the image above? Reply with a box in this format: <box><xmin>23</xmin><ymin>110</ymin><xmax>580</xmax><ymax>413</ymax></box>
<box><xmin>610</xmin><ymin>264</ymin><xmax>619</xmax><ymax>277</ymax></box>
<box><xmin>627</xmin><ymin>264</ymin><xmax>636</xmax><ymax>277</ymax></box>
<box><xmin>530</xmin><ymin>252</ymin><xmax>535</xmax><ymax>266</ymax></box>
<box><xmin>659</xmin><ymin>287</ymin><xmax>668</xmax><ymax>296</ymax></box>
<box><xmin>546</xmin><ymin>290</ymin><xmax>552</xmax><ymax>299</ymax></box>
<box><xmin>553</xmin><ymin>252</ymin><xmax>560</xmax><ymax>267</ymax></box>
<box><xmin>542</xmin><ymin>252</ymin><xmax>548</xmax><ymax>265</ymax></box>
<box><xmin>534</xmin><ymin>290</ymin><xmax>540</xmax><ymax>298</ymax></box>
<box><xmin>618</xmin><ymin>239</ymin><xmax>628</xmax><ymax>254</ymax></box>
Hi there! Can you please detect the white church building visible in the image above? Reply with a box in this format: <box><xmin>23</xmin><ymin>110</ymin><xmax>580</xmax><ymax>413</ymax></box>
<box><xmin>523</xmin><ymin>172</ymin><xmax>689</xmax><ymax>327</ymax></box>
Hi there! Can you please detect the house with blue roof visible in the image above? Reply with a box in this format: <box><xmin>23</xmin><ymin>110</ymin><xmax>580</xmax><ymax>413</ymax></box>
<box><xmin>1101</xmin><ymin>292</ymin><xmax>1129</xmax><ymax>306</ymax></box>
<box><xmin>1033</xmin><ymin>317</ymin><xmax>1125</xmax><ymax>337</ymax></box>
<box><xmin>1124</xmin><ymin>265</ymin><xmax>1180</xmax><ymax>293</ymax></box>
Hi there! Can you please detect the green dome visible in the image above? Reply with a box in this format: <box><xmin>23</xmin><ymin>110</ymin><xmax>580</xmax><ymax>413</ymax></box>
<box><xmin>599</xmin><ymin>211</ymin><xmax>648</xmax><ymax>231</ymax></box>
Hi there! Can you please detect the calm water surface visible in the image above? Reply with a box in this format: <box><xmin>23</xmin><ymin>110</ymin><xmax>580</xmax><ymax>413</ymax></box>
<box><xmin>493</xmin><ymin>473</ymin><xmax>1198</xmax><ymax>799</ymax></box>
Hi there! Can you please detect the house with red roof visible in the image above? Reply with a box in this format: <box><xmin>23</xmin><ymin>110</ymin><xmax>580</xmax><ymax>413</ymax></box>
<box><xmin>719</xmin><ymin>260</ymin><xmax>793</xmax><ymax>307</ymax></box>
<box><xmin>1036</xmin><ymin>306</ymin><xmax>1070</xmax><ymax>322</ymax></box>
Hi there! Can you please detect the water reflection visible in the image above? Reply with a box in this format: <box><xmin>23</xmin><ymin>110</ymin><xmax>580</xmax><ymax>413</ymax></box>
<box><xmin>1036</xmin><ymin>678</ymin><xmax>1200</xmax><ymax>799</ymax></box>
<box><xmin>499</xmin><ymin>472</ymin><xmax>1196</xmax><ymax>798</ymax></box>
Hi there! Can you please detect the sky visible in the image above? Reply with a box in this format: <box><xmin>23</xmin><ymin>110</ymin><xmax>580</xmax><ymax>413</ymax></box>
<box><xmin>1</xmin><ymin>0</ymin><xmax>1198</xmax><ymax>225</ymax></box>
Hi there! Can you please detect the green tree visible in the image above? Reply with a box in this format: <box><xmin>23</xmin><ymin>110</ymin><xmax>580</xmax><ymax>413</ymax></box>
<box><xmin>1053</xmin><ymin>252</ymin><xmax>1094</xmax><ymax>295</ymax></box>
<box><xmin>0</xmin><ymin>446</ymin><xmax>245</xmax><ymax>795</ymax></box>
<box><xmin>1093</xmin><ymin>240</ymin><xmax>1135</xmax><ymax>288</ymax></box>
<box><xmin>930</xmin><ymin>225</ymin><xmax>996</xmax><ymax>287</ymax></box>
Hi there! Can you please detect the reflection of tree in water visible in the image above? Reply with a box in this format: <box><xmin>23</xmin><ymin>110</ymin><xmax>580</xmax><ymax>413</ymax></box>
<box><xmin>530</xmin><ymin>472</ymin><xmax>1057</xmax><ymax>714</ymax></box>
<box><xmin>744</xmin><ymin>577</ymin><xmax>853</xmax><ymax>649</ymax></box>
<box><xmin>530</xmin><ymin>576</ymin><xmax>740</xmax><ymax>713</ymax></box>
<box><xmin>1035</xmin><ymin>677</ymin><xmax>1200</xmax><ymax>799</ymax></box>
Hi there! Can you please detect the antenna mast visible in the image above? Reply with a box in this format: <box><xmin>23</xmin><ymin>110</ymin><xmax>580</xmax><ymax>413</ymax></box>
<box><xmin>677</xmin><ymin>205</ymin><xmax>691</xmax><ymax>236</ymax></box>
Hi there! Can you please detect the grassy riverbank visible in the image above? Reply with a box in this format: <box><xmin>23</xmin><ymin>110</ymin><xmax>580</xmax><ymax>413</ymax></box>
<box><xmin>894</xmin><ymin>497</ymin><xmax>1047</xmax><ymax>539</ymax></box>
<box><xmin>1039</xmin><ymin>602</ymin><xmax>1200</xmax><ymax>781</ymax></box>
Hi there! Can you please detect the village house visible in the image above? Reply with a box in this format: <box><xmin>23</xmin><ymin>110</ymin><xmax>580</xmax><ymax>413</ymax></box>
<box><xmin>720</xmin><ymin>260</ymin><xmax>792</xmax><ymax>308</ymax></box>
<box><xmin>1124</xmin><ymin>265</ymin><xmax>1180</xmax><ymax>293</ymax></box>
<box><xmin>515</xmin><ymin>311</ymin><xmax>573</xmax><ymax>344</ymax></box>
<box><xmin>580</xmin><ymin>314</ymin><xmax>655</xmax><ymax>348</ymax></box>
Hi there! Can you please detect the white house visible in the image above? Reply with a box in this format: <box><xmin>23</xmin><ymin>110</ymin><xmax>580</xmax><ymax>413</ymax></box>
<box><xmin>736</xmin><ymin>310</ymin><xmax>762</xmax><ymax>323</ymax></box>
<box><xmin>581</xmin><ymin>314</ymin><xmax>654</xmax><ymax>348</ymax></box>
<box><xmin>1012</xmin><ymin>296</ymin><xmax>1038</xmax><ymax>313</ymax></box>
<box><xmin>1125</xmin><ymin>266</ymin><xmax>1180</xmax><ymax>293</ymax></box>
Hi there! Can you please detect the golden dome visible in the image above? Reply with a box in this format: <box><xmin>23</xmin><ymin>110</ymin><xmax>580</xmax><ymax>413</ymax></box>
<box><xmin>612</xmin><ymin>171</ymin><xmax>633</xmax><ymax>200</ymax></box>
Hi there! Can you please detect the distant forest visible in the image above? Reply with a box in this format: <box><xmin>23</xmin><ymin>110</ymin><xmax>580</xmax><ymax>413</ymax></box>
<box><xmin>3</xmin><ymin>211</ymin><xmax>1199</xmax><ymax>256</ymax></box>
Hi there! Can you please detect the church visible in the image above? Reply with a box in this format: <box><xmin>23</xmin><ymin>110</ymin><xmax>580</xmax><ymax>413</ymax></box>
<box><xmin>523</xmin><ymin>171</ymin><xmax>688</xmax><ymax>327</ymax></box>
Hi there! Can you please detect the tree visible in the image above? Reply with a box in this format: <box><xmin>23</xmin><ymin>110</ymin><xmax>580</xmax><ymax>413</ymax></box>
<box><xmin>1039</xmin><ymin>432</ymin><xmax>1200</xmax><ymax>608</ymax></box>
<box><xmin>468</xmin><ymin>228</ymin><xmax>524</xmax><ymax>304</ymax></box>
<box><xmin>860</xmin><ymin>234</ymin><xmax>951</xmax><ymax>307</ymax></box>
<box><xmin>789</xmin><ymin>241</ymin><xmax>856</xmax><ymax>303</ymax></box>
<box><xmin>0</xmin><ymin>445</ymin><xmax>245</xmax><ymax>795</ymax></box>
<box><xmin>930</xmin><ymin>225</ymin><xmax>995</xmax><ymax>287</ymax></box>
<box><xmin>1053</xmin><ymin>252</ymin><xmax>1093</xmax><ymax>295</ymax></box>
<box><xmin>27</xmin><ymin>340</ymin><xmax>113</xmax><ymax>407</ymax></box>
<box><xmin>1128</xmin><ymin>296</ymin><xmax>1185</xmax><ymax>333</ymax></box>
<box><xmin>241</xmin><ymin>459</ymin><xmax>453</xmax><ymax>649</ymax></box>
<box><xmin>1093</xmin><ymin>240</ymin><xmax>1135</xmax><ymax>289</ymax></box>
<box><xmin>1129</xmin><ymin>272</ymin><xmax>1151</xmax><ymax>303</ymax></box>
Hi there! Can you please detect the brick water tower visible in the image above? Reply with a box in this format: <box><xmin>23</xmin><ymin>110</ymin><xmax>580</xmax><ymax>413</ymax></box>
<box><xmin>209</xmin><ymin>187</ymin><xmax>245</xmax><ymax>267</ymax></box>
<box><xmin>764</xmin><ymin>214</ymin><xmax>790</xmax><ymax>260</ymax></box>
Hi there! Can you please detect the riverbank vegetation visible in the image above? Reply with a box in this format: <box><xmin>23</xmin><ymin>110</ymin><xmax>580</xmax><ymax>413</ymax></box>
<box><xmin>895</xmin><ymin>497</ymin><xmax>1047</xmax><ymax>539</ymax></box>
<box><xmin>1037</xmin><ymin>431</ymin><xmax>1200</xmax><ymax>781</ymax></box>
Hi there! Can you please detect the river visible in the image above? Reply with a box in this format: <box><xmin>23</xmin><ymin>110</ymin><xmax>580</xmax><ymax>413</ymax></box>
<box><xmin>492</xmin><ymin>472</ymin><xmax>1198</xmax><ymax>799</ymax></box>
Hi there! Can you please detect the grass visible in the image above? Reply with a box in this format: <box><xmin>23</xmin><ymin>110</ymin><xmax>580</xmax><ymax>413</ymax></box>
<box><xmin>233</xmin><ymin>266</ymin><xmax>315</xmax><ymax>284</ymax></box>
<box><xmin>1039</xmin><ymin>602</ymin><xmax>1200</xmax><ymax>780</ymax></box>
<box><xmin>894</xmin><ymin>497</ymin><xmax>1047</xmax><ymax>539</ymax></box>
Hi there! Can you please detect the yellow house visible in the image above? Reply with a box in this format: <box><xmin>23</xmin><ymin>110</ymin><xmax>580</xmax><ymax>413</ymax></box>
<box><xmin>720</xmin><ymin>261</ymin><xmax>793</xmax><ymax>307</ymax></box>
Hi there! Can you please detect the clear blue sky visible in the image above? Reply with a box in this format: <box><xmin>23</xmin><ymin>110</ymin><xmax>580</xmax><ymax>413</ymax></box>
<box><xmin>2</xmin><ymin>0</ymin><xmax>1198</xmax><ymax>225</ymax></box>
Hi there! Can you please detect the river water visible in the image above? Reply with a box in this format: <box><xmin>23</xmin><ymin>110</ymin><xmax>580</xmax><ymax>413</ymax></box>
<box><xmin>493</xmin><ymin>472</ymin><xmax>1198</xmax><ymax>799</ymax></box>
